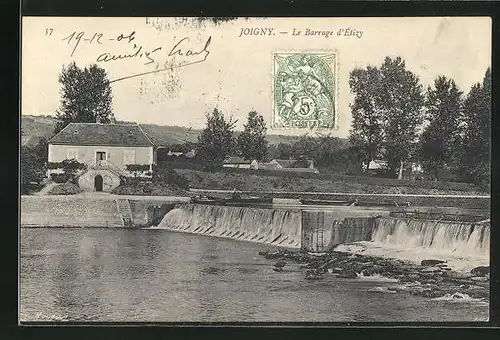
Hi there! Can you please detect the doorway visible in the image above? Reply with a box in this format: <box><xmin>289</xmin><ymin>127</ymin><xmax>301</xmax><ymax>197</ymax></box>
<box><xmin>94</xmin><ymin>175</ymin><xmax>103</xmax><ymax>192</ymax></box>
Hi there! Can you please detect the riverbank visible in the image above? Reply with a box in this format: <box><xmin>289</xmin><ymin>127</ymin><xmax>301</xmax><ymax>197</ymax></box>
<box><xmin>177</xmin><ymin>168</ymin><xmax>488</xmax><ymax>196</ymax></box>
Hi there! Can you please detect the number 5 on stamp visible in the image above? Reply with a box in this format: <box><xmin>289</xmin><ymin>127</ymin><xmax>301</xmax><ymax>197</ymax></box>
<box><xmin>273</xmin><ymin>52</ymin><xmax>337</xmax><ymax>129</ymax></box>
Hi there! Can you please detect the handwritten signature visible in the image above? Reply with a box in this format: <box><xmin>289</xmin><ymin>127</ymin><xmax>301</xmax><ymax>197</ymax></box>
<box><xmin>97</xmin><ymin>36</ymin><xmax>211</xmax><ymax>66</ymax></box>
<box><xmin>61</xmin><ymin>31</ymin><xmax>212</xmax><ymax>86</ymax></box>
<box><xmin>62</xmin><ymin>30</ymin><xmax>211</xmax><ymax>66</ymax></box>
<box><xmin>97</xmin><ymin>45</ymin><xmax>163</xmax><ymax>65</ymax></box>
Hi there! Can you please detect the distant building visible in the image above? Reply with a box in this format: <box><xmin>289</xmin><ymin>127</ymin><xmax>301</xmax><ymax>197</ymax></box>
<box><xmin>184</xmin><ymin>149</ymin><xmax>196</xmax><ymax>159</ymax></box>
<box><xmin>167</xmin><ymin>151</ymin><xmax>184</xmax><ymax>156</ymax></box>
<box><xmin>222</xmin><ymin>157</ymin><xmax>258</xmax><ymax>169</ymax></box>
<box><xmin>268</xmin><ymin>159</ymin><xmax>294</xmax><ymax>169</ymax></box>
<box><xmin>364</xmin><ymin>159</ymin><xmax>388</xmax><ymax>171</ymax></box>
<box><xmin>47</xmin><ymin>123</ymin><xmax>157</xmax><ymax>192</ymax></box>
<box><xmin>243</xmin><ymin>158</ymin><xmax>319</xmax><ymax>173</ymax></box>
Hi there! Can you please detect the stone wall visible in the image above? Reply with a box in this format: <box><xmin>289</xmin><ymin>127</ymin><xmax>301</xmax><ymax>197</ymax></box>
<box><xmin>21</xmin><ymin>196</ymin><xmax>122</xmax><ymax>227</ymax></box>
<box><xmin>20</xmin><ymin>196</ymin><xmax>185</xmax><ymax>228</ymax></box>
<box><xmin>301</xmin><ymin>210</ymin><xmax>381</xmax><ymax>252</ymax></box>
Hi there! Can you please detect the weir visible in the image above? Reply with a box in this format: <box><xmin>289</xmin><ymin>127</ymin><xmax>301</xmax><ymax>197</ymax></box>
<box><xmin>156</xmin><ymin>203</ymin><xmax>490</xmax><ymax>261</ymax></box>
<box><xmin>371</xmin><ymin>217</ymin><xmax>490</xmax><ymax>257</ymax></box>
<box><xmin>157</xmin><ymin>203</ymin><xmax>302</xmax><ymax>248</ymax></box>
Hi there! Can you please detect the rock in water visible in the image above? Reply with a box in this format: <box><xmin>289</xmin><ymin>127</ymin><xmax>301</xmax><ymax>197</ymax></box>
<box><xmin>305</xmin><ymin>269</ymin><xmax>323</xmax><ymax>280</ymax></box>
<box><xmin>443</xmin><ymin>271</ymin><xmax>472</xmax><ymax>279</ymax></box>
<box><xmin>421</xmin><ymin>259</ymin><xmax>446</xmax><ymax>267</ymax></box>
<box><xmin>273</xmin><ymin>267</ymin><xmax>284</xmax><ymax>272</ymax></box>
<box><xmin>470</xmin><ymin>266</ymin><xmax>489</xmax><ymax>277</ymax></box>
<box><xmin>275</xmin><ymin>260</ymin><xmax>286</xmax><ymax>268</ymax></box>
<box><xmin>471</xmin><ymin>276</ymin><xmax>488</xmax><ymax>282</ymax></box>
<box><xmin>337</xmin><ymin>270</ymin><xmax>357</xmax><ymax>279</ymax></box>
<box><xmin>420</xmin><ymin>267</ymin><xmax>442</xmax><ymax>273</ymax></box>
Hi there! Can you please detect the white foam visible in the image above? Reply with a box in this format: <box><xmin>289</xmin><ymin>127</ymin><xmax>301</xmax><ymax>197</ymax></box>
<box><xmin>432</xmin><ymin>292</ymin><xmax>487</xmax><ymax>304</ymax></box>
<box><xmin>368</xmin><ymin>286</ymin><xmax>397</xmax><ymax>293</ymax></box>
<box><xmin>335</xmin><ymin>241</ymin><xmax>489</xmax><ymax>273</ymax></box>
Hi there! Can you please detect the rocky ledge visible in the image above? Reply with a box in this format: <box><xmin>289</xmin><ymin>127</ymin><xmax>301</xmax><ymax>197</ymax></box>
<box><xmin>258</xmin><ymin>249</ymin><xmax>490</xmax><ymax>300</ymax></box>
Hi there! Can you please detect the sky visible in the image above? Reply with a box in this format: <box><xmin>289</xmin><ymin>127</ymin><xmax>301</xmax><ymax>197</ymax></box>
<box><xmin>21</xmin><ymin>17</ymin><xmax>491</xmax><ymax>138</ymax></box>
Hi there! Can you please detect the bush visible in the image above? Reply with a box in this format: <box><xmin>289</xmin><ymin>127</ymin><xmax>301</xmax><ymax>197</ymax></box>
<box><xmin>50</xmin><ymin>173</ymin><xmax>72</xmax><ymax>183</ymax></box>
<box><xmin>153</xmin><ymin>167</ymin><xmax>190</xmax><ymax>189</ymax></box>
<box><xmin>48</xmin><ymin>159</ymin><xmax>86</xmax><ymax>173</ymax></box>
<box><xmin>47</xmin><ymin>183</ymin><xmax>83</xmax><ymax>195</ymax></box>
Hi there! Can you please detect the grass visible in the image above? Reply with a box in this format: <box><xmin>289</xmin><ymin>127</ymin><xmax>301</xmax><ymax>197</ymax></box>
<box><xmin>176</xmin><ymin>169</ymin><xmax>488</xmax><ymax>196</ymax></box>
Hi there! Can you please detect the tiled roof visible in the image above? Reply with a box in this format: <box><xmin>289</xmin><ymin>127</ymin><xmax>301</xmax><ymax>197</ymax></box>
<box><xmin>272</xmin><ymin>159</ymin><xmax>294</xmax><ymax>168</ymax></box>
<box><xmin>224</xmin><ymin>156</ymin><xmax>250</xmax><ymax>164</ymax></box>
<box><xmin>48</xmin><ymin>123</ymin><xmax>155</xmax><ymax>147</ymax></box>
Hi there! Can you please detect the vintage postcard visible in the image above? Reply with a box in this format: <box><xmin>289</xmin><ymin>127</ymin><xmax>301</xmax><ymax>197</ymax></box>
<box><xmin>20</xmin><ymin>17</ymin><xmax>491</xmax><ymax>323</ymax></box>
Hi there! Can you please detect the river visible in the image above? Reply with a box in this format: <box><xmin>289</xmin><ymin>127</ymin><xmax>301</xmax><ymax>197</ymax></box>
<box><xmin>20</xmin><ymin>228</ymin><xmax>489</xmax><ymax>322</ymax></box>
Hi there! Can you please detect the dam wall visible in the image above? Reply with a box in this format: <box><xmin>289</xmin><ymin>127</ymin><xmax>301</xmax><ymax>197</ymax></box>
<box><xmin>157</xmin><ymin>204</ymin><xmax>303</xmax><ymax>248</ymax></box>
<box><xmin>21</xmin><ymin>196</ymin><xmax>123</xmax><ymax>227</ymax></box>
<box><xmin>157</xmin><ymin>204</ymin><xmax>387</xmax><ymax>249</ymax></box>
<box><xmin>20</xmin><ymin>195</ymin><xmax>185</xmax><ymax>227</ymax></box>
<box><xmin>301</xmin><ymin>210</ymin><xmax>490</xmax><ymax>259</ymax></box>
<box><xmin>301</xmin><ymin>211</ymin><xmax>379</xmax><ymax>252</ymax></box>
<box><xmin>21</xmin><ymin>195</ymin><xmax>490</xmax><ymax>261</ymax></box>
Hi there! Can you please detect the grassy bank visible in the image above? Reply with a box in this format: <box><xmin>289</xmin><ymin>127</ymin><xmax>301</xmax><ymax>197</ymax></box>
<box><xmin>176</xmin><ymin>169</ymin><xmax>488</xmax><ymax>196</ymax></box>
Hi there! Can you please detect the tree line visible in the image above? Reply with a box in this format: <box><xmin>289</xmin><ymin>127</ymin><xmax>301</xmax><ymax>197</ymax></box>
<box><xmin>21</xmin><ymin>58</ymin><xmax>491</xmax><ymax>193</ymax></box>
<box><xmin>349</xmin><ymin>56</ymin><xmax>490</xmax><ymax>185</ymax></box>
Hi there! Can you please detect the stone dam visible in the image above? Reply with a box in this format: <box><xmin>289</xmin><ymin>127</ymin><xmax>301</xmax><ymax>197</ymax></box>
<box><xmin>21</xmin><ymin>195</ymin><xmax>490</xmax><ymax>263</ymax></box>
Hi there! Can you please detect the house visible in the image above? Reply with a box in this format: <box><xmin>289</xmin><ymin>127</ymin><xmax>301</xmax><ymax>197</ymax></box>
<box><xmin>167</xmin><ymin>151</ymin><xmax>184</xmax><ymax>156</ymax></box>
<box><xmin>268</xmin><ymin>159</ymin><xmax>294</xmax><ymax>169</ymax></box>
<box><xmin>47</xmin><ymin>123</ymin><xmax>157</xmax><ymax>192</ymax></box>
<box><xmin>364</xmin><ymin>159</ymin><xmax>388</xmax><ymax>171</ymax></box>
<box><xmin>267</xmin><ymin>158</ymin><xmax>319</xmax><ymax>174</ymax></box>
<box><xmin>222</xmin><ymin>157</ymin><xmax>258</xmax><ymax>169</ymax></box>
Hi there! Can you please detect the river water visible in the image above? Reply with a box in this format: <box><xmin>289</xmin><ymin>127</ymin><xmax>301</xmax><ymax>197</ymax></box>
<box><xmin>20</xmin><ymin>228</ymin><xmax>489</xmax><ymax>322</ymax></box>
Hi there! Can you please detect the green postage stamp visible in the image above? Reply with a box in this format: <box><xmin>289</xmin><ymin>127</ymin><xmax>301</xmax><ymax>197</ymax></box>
<box><xmin>273</xmin><ymin>52</ymin><xmax>337</xmax><ymax>129</ymax></box>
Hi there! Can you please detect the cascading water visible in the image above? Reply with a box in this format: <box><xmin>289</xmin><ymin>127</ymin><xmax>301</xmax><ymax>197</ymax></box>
<box><xmin>335</xmin><ymin>217</ymin><xmax>490</xmax><ymax>272</ymax></box>
<box><xmin>371</xmin><ymin>218</ymin><xmax>490</xmax><ymax>257</ymax></box>
<box><xmin>156</xmin><ymin>204</ymin><xmax>302</xmax><ymax>248</ymax></box>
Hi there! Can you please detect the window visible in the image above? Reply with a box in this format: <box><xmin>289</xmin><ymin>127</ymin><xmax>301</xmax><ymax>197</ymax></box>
<box><xmin>96</xmin><ymin>151</ymin><xmax>107</xmax><ymax>165</ymax></box>
<box><xmin>66</xmin><ymin>148</ymin><xmax>78</xmax><ymax>161</ymax></box>
<box><xmin>123</xmin><ymin>150</ymin><xmax>135</xmax><ymax>165</ymax></box>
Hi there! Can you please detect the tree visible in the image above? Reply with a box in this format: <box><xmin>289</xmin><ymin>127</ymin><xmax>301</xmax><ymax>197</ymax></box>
<box><xmin>277</xmin><ymin>142</ymin><xmax>293</xmax><ymax>159</ymax></box>
<box><xmin>377</xmin><ymin>57</ymin><xmax>425</xmax><ymax>179</ymax></box>
<box><xmin>419</xmin><ymin>76</ymin><xmax>463</xmax><ymax>180</ymax></box>
<box><xmin>348</xmin><ymin>66</ymin><xmax>384</xmax><ymax>169</ymax></box>
<box><xmin>21</xmin><ymin>145</ymin><xmax>46</xmax><ymax>194</ymax></box>
<box><xmin>197</xmin><ymin>108</ymin><xmax>236</xmax><ymax>169</ymax></box>
<box><xmin>55</xmin><ymin>62</ymin><xmax>114</xmax><ymax>134</ymax></box>
<box><xmin>266</xmin><ymin>144</ymin><xmax>280</xmax><ymax>161</ymax></box>
<box><xmin>457</xmin><ymin>68</ymin><xmax>491</xmax><ymax>186</ymax></box>
<box><xmin>237</xmin><ymin>111</ymin><xmax>268</xmax><ymax>161</ymax></box>
<box><xmin>33</xmin><ymin>137</ymin><xmax>49</xmax><ymax>165</ymax></box>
